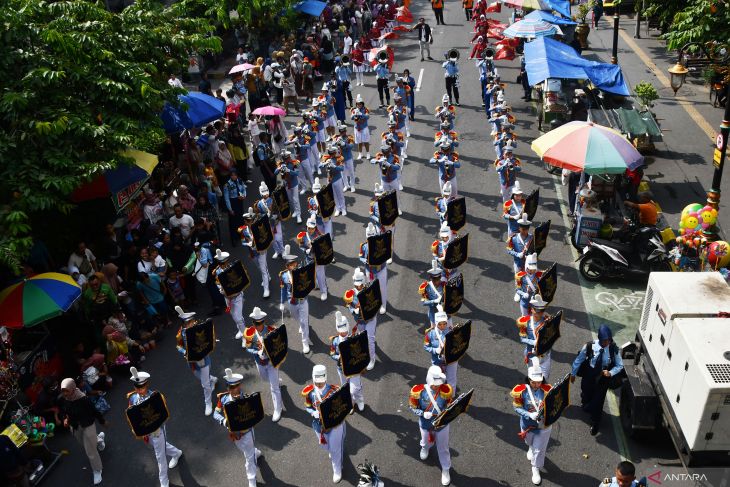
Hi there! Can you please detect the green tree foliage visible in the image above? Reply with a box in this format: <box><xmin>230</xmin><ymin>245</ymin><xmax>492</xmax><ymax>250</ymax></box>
<box><xmin>641</xmin><ymin>0</ymin><xmax>730</xmax><ymax>50</ymax></box>
<box><xmin>0</xmin><ymin>0</ymin><xmax>221</xmax><ymax>274</ymax></box>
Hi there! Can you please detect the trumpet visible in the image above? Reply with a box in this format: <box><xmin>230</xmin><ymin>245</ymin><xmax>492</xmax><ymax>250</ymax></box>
<box><xmin>444</xmin><ymin>49</ymin><xmax>460</xmax><ymax>62</ymax></box>
<box><xmin>419</xmin><ymin>281</ymin><xmax>429</xmax><ymax>300</ymax></box>
<box><xmin>482</xmin><ymin>48</ymin><xmax>494</xmax><ymax>60</ymax></box>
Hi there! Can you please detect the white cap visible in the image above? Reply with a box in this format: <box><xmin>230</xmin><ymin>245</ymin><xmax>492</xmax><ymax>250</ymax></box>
<box><xmin>322</xmin><ymin>83</ymin><xmax>329</xmax><ymax>91</ymax></box>
<box><xmin>497</xmin><ymin>92</ymin><xmax>505</xmax><ymax>102</ymax></box>
<box><xmin>528</xmin><ymin>357</ymin><xmax>543</xmax><ymax>382</ymax></box>
<box><xmin>312</xmin><ymin>177</ymin><xmax>322</xmax><ymax>193</ymax></box>
<box><xmin>224</xmin><ymin>367</ymin><xmax>244</xmax><ymax>385</ymax></box>
<box><xmin>243</xmin><ymin>206</ymin><xmax>256</xmax><ymax>219</ymax></box>
<box><xmin>259</xmin><ymin>182</ymin><xmax>270</xmax><ymax>196</ymax></box>
<box><xmin>505</xmin><ymin>139</ymin><xmax>516</xmax><ymax>151</ymax></box>
<box><xmin>511</xmin><ymin>181</ymin><xmax>523</xmax><ymax>196</ymax></box>
<box><xmin>249</xmin><ymin>306</ymin><xmax>267</xmax><ymax>320</ymax></box>
<box><xmin>335</xmin><ymin>311</ymin><xmax>349</xmax><ymax>332</ymax></box>
<box><xmin>442</xmin><ymin>94</ymin><xmax>449</xmax><ymax>103</ymax></box>
<box><xmin>215</xmin><ymin>249</ymin><xmax>230</xmax><ymax>261</ymax></box>
<box><xmin>366</xmin><ymin>222</ymin><xmax>378</xmax><ymax>237</ymax></box>
<box><xmin>312</xmin><ymin>364</ymin><xmax>328</xmax><ymax>383</ymax></box>
<box><xmin>306</xmin><ymin>215</ymin><xmax>317</xmax><ymax>228</ymax></box>
<box><xmin>427</xmin><ymin>259</ymin><xmax>443</xmax><ymax>277</ymax></box>
<box><xmin>434</xmin><ymin>305</ymin><xmax>448</xmax><ymax>324</ymax></box>
<box><xmin>129</xmin><ymin>367</ymin><xmax>150</xmax><ymax>386</ymax></box>
<box><xmin>175</xmin><ymin>305</ymin><xmax>196</xmax><ymax>320</ymax></box>
<box><xmin>526</xmin><ymin>253</ymin><xmax>538</xmax><ymax>270</ymax></box>
<box><xmin>530</xmin><ymin>295</ymin><xmax>548</xmax><ymax>310</ymax></box>
<box><xmin>356</xmin><ymin>94</ymin><xmax>364</xmax><ymax>103</ymax></box>
<box><xmin>426</xmin><ymin>365</ymin><xmax>446</xmax><ymax>386</ymax></box>
<box><xmin>442</xmin><ymin>181</ymin><xmax>452</xmax><ymax>196</ymax></box>
<box><xmin>374</xmin><ymin>182</ymin><xmax>384</xmax><ymax>196</ymax></box>
<box><xmin>282</xmin><ymin>244</ymin><xmax>298</xmax><ymax>262</ymax></box>
<box><xmin>439</xmin><ymin>222</ymin><xmax>451</xmax><ymax>237</ymax></box>
<box><xmin>353</xmin><ymin>267</ymin><xmax>366</xmax><ymax>285</ymax></box>
<box><xmin>517</xmin><ymin>213</ymin><xmax>532</xmax><ymax>227</ymax></box>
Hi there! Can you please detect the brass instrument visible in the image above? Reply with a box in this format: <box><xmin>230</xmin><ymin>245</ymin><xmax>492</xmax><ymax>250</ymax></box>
<box><xmin>419</xmin><ymin>281</ymin><xmax>429</xmax><ymax>300</ymax></box>
<box><xmin>343</xmin><ymin>288</ymin><xmax>356</xmax><ymax>305</ymax></box>
<box><xmin>341</xmin><ymin>54</ymin><xmax>351</xmax><ymax>66</ymax></box>
<box><xmin>446</xmin><ymin>49</ymin><xmax>460</xmax><ymax>62</ymax></box>
<box><xmin>377</xmin><ymin>50</ymin><xmax>389</xmax><ymax>64</ymax></box>
<box><xmin>482</xmin><ymin>48</ymin><xmax>494</xmax><ymax>60</ymax></box>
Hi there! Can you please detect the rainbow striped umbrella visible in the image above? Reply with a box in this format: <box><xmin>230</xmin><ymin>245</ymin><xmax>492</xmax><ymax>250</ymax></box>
<box><xmin>503</xmin><ymin>18</ymin><xmax>562</xmax><ymax>38</ymax></box>
<box><xmin>531</xmin><ymin>121</ymin><xmax>644</xmax><ymax>174</ymax></box>
<box><xmin>0</xmin><ymin>273</ymin><xmax>82</xmax><ymax>329</ymax></box>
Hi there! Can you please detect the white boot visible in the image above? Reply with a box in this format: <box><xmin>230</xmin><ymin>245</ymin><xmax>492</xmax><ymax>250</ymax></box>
<box><xmin>526</xmin><ymin>446</ymin><xmax>533</xmax><ymax>461</ymax></box>
<box><xmin>333</xmin><ymin>470</ymin><xmax>342</xmax><ymax>483</ymax></box>
<box><xmin>205</xmin><ymin>402</ymin><xmax>213</xmax><ymax>416</ymax></box>
<box><xmin>263</xmin><ymin>287</ymin><xmax>270</xmax><ymax>298</ymax></box>
<box><xmin>93</xmin><ymin>470</ymin><xmax>102</xmax><ymax>485</ymax></box>
<box><xmin>531</xmin><ymin>467</ymin><xmax>541</xmax><ymax>485</ymax></box>
<box><xmin>303</xmin><ymin>341</ymin><xmax>311</xmax><ymax>354</ymax></box>
<box><xmin>272</xmin><ymin>408</ymin><xmax>282</xmax><ymax>422</ymax></box>
<box><xmin>419</xmin><ymin>446</ymin><xmax>430</xmax><ymax>460</ymax></box>
<box><xmin>441</xmin><ymin>469</ymin><xmax>451</xmax><ymax>486</ymax></box>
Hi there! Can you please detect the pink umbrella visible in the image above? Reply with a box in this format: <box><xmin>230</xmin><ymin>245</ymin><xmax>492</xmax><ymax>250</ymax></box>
<box><xmin>228</xmin><ymin>63</ymin><xmax>256</xmax><ymax>75</ymax></box>
<box><xmin>252</xmin><ymin>106</ymin><xmax>287</xmax><ymax>116</ymax></box>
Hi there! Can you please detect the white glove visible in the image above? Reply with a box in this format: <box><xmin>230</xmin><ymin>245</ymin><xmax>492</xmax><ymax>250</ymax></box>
<box><xmin>528</xmin><ymin>411</ymin><xmax>539</xmax><ymax>421</ymax></box>
<box><xmin>305</xmin><ymin>248</ymin><xmax>311</xmax><ymax>255</ymax></box>
<box><xmin>423</xmin><ymin>411</ymin><xmax>433</xmax><ymax>420</ymax></box>
<box><xmin>257</xmin><ymin>350</ymin><xmax>265</xmax><ymax>359</ymax></box>
<box><xmin>279</xmin><ymin>303</ymin><xmax>285</xmax><ymax>312</ymax></box>
<box><xmin>311</xmin><ymin>410</ymin><xmax>320</xmax><ymax>419</ymax></box>
<box><xmin>434</xmin><ymin>346</ymin><xmax>443</xmax><ymax>355</ymax></box>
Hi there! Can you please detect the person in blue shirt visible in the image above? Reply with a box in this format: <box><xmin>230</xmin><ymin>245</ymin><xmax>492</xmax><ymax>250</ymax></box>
<box><xmin>571</xmin><ymin>325</ymin><xmax>625</xmax><ymax>436</ymax></box>
<box><xmin>441</xmin><ymin>57</ymin><xmax>460</xmax><ymax>106</ymax></box>
<box><xmin>222</xmin><ymin>170</ymin><xmax>246</xmax><ymax>247</ymax></box>
<box><xmin>403</xmin><ymin>69</ymin><xmax>417</xmax><ymax>121</ymax></box>
<box><xmin>375</xmin><ymin>59</ymin><xmax>391</xmax><ymax>108</ymax></box>
<box><xmin>600</xmin><ymin>461</ymin><xmax>647</xmax><ymax>487</ymax></box>
<box><xmin>334</xmin><ymin>58</ymin><xmax>354</xmax><ymax>108</ymax></box>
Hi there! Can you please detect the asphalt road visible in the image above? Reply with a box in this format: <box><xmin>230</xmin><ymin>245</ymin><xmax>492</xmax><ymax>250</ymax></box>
<box><xmin>44</xmin><ymin>4</ymin><xmax>700</xmax><ymax>487</ymax></box>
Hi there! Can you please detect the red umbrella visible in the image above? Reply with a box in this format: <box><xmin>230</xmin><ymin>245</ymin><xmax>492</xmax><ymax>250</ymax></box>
<box><xmin>252</xmin><ymin>106</ymin><xmax>287</xmax><ymax>117</ymax></box>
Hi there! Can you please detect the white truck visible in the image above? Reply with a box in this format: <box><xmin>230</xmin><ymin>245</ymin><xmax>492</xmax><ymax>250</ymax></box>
<box><xmin>620</xmin><ymin>272</ymin><xmax>730</xmax><ymax>466</ymax></box>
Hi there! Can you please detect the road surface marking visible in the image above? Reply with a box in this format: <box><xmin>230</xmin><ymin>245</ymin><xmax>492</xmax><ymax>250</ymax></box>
<box><xmin>595</xmin><ymin>291</ymin><xmax>646</xmax><ymax>311</ymax></box>
<box><xmin>618</xmin><ymin>29</ymin><xmax>716</xmax><ymax>141</ymax></box>
<box><xmin>416</xmin><ymin>68</ymin><xmax>425</xmax><ymax>92</ymax></box>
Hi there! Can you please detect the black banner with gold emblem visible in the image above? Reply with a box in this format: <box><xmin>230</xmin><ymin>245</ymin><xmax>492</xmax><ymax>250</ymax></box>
<box><xmin>443</xmin><ymin>233</ymin><xmax>469</xmax><ymax>270</ymax></box>
<box><xmin>316</xmin><ymin>183</ymin><xmax>336</xmax><ymax>219</ymax></box>
<box><xmin>367</xmin><ymin>231</ymin><xmax>393</xmax><ymax>266</ymax></box>
<box><xmin>312</xmin><ymin>233</ymin><xmax>334</xmax><ymax>265</ymax></box>
<box><xmin>338</xmin><ymin>331</ymin><xmax>371</xmax><ymax>377</ymax></box>
<box><xmin>357</xmin><ymin>279</ymin><xmax>382</xmax><ymax>322</ymax></box>
<box><xmin>541</xmin><ymin>373</ymin><xmax>570</xmax><ymax>427</ymax></box>
<box><xmin>184</xmin><ymin>318</ymin><xmax>216</xmax><ymax>362</ymax></box>
<box><xmin>530</xmin><ymin>220</ymin><xmax>551</xmax><ymax>256</ymax></box>
<box><xmin>250</xmin><ymin>215</ymin><xmax>274</xmax><ymax>252</ymax></box>
<box><xmin>444</xmin><ymin>320</ymin><xmax>472</xmax><ymax>364</ymax></box>
<box><xmin>319</xmin><ymin>385</ymin><xmax>353</xmax><ymax>432</ymax></box>
<box><xmin>223</xmin><ymin>392</ymin><xmax>265</xmax><ymax>433</ymax></box>
<box><xmin>377</xmin><ymin>190</ymin><xmax>399</xmax><ymax>227</ymax></box>
<box><xmin>524</xmin><ymin>189</ymin><xmax>539</xmax><ymax>222</ymax></box>
<box><xmin>126</xmin><ymin>391</ymin><xmax>170</xmax><ymax>438</ymax></box>
<box><xmin>534</xmin><ymin>310</ymin><xmax>562</xmax><ymax>357</ymax></box>
<box><xmin>273</xmin><ymin>184</ymin><xmax>291</xmax><ymax>221</ymax></box>
<box><xmin>442</xmin><ymin>274</ymin><xmax>464</xmax><ymax>315</ymax></box>
<box><xmin>433</xmin><ymin>388</ymin><xmax>474</xmax><ymax>430</ymax></box>
<box><xmin>446</xmin><ymin>196</ymin><xmax>467</xmax><ymax>232</ymax></box>
<box><xmin>538</xmin><ymin>263</ymin><xmax>557</xmax><ymax>304</ymax></box>
<box><xmin>292</xmin><ymin>262</ymin><xmax>316</xmax><ymax>299</ymax></box>
<box><xmin>263</xmin><ymin>325</ymin><xmax>288</xmax><ymax>369</ymax></box>
<box><xmin>217</xmin><ymin>260</ymin><xmax>251</xmax><ymax>297</ymax></box>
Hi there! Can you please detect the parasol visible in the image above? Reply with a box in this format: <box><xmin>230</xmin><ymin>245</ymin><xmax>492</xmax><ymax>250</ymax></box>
<box><xmin>503</xmin><ymin>18</ymin><xmax>563</xmax><ymax>38</ymax></box>
<box><xmin>0</xmin><ymin>273</ymin><xmax>82</xmax><ymax>329</ymax></box>
<box><xmin>252</xmin><ymin>106</ymin><xmax>287</xmax><ymax>117</ymax></box>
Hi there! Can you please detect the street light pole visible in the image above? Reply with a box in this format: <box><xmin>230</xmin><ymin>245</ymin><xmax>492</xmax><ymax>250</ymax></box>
<box><xmin>611</xmin><ymin>10</ymin><xmax>620</xmax><ymax>64</ymax></box>
<box><xmin>706</xmin><ymin>85</ymin><xmax>730</xmax><ymax>223</ymax></box>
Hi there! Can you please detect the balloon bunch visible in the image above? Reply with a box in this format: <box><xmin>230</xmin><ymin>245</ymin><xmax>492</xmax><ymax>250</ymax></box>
<box><xmin>705</xmin><ymin>240</ymin><xmax>730</xmax><ymax>269</ymax></box>
<box><xmin>678</xmin><ymin>203</ymin><xmax>718</xmax><ymax>237</ymax></box>
<box><xmin>14</xmin><ymin>414</ymin><xmax>55</xmax><ymax>445</ymax></box>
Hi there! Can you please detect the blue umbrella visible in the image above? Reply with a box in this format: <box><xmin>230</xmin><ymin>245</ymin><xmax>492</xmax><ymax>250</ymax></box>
<box><xmin>544</xmin><ymin>0</ymin><xmax>571</xmax><ymax>18</ymax></box>
<box><xmin>293</xmin><ymin>0</ymin><xmax>327</xmax><ymax>17</ymax></box>
<box><xmin>524</xmin><ymin>9</ymin><xmax>576</xmax><ymax>26</ymax></box>
<box><xmin>160</xmin><ymin>92</ymin><xmax>226</xmax><ymax>133</ymax></box>
<box><xmin>503</xmin><ymin>18</ymin><xmax>562</xmax><ymax>39</ymax></box>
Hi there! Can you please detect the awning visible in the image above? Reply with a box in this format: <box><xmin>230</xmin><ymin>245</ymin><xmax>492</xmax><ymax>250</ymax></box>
<box><xmin>544</xmin><ymin>0</ymin><xmax>571</xmax><ymax>18</ymax></box>
<box><xmin>293</xmin><ymin>0</ymin><xmax>327</xmax><ymax>17</ymax></box>
<box><xmin>616</xmin><ymin>108</ymin><xmax>663</xmax><ymax>140</ymax></box>
<box><xmin>524</xmin><ymin>9</ymin><xmax>576</xmax><ymax>26</ymax></box>
<box><xmin>524</xmin><ymin>37</ymin><xmax>630</xmax><ymax>96</ymax></box>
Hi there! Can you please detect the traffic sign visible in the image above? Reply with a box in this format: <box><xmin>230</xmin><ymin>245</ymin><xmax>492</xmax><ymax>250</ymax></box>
<box><xmin>717</xmin><ymin>133</ymin><xmax>724</xmax><ymax>150</ymax></box>
<box><xmin>713</xmin><ymin>148</ymin><xmax>722</xmax><ymax>168</ymax></box>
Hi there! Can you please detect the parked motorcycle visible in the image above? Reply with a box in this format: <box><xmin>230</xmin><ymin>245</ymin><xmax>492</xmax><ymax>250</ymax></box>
<box><xmin>578</xmin><ymin>226</ymin><xmax>673</xmax><ymax>281</ymax></box>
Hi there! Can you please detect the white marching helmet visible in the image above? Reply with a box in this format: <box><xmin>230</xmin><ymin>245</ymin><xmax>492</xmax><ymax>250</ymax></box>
<box><xmin>517</xmin><ymin>212</ymin><xmax>532</xmax><ymax>227</ymax></box>
<box><xmin>353</xmin><ymin>267</ymin><xmax>366</xmax><ymax>285</ymax></box>
<box><xmin>174</xmin><ymin>305</ymin><xmax>196</xmax><ymax>320</ymax></box>
<box><xmin>441</xmin><ymin>94</ymin><xmax>449</xmax><ymax>104</ymax></box>
<box><xmin>335</xmin><ymin>311</ymin><xmax>349</xmax><ymax>332</ymax></box>
<box><xmin>439</xmin><ymin>222</ymin><xmax>451</xmax><ymax>238</ymax></box>
<box><xmin>374</xmin><ymin>182</ymin><xmax>384</xmax><ymax>196</ymax></box>
<box><xmin>426</xmin><ymin>365</ymin><xmax>446</xmax><ymax>386</ymax></box>
<box><xmin>129</xmin><ymin>366</ymin><xmax>150</xmax><ymax>386</ymax></box>
<box><xmin>249</xmin><ymin>306</ymin><xmax>267</xmax><ymax>320</ymax></box>
<box><xmin>224</xmin><ymin>367</ymin><xmax>244</xmax><ymax>386</ymax></box>
<box><xmin>306</xmin><ymin>215</ymin><xmax>317</xmax><ymax>228</ymax></box>
<box><xmin>526</xmin><ymin>252</ymin><xmax>538</xmax><ymax>270</ymax></box>
<box><xmin>366</xmin><ymin>222</ymin><xmax>378</xmax><ymax>237</ymax></box>
<box><xmin>312</xmin><ymin>364</ymin><xmax>328</xmax><ymax>384</ymax></box>
<box><xmin>528</xmin><ymin>357</ymin><xmax>543</xmax><ymax>382</ymax></box>
<box><xmin>529</xmin><ymin>294</ymin><xmax>548</xmax><ymax>310</ymax></box>
<box><xmin>511</xmin><ymin>181</ymin><xmax>523</xmax><ymax>196</ymax></box>
<box><xmin>312</xmin><ymin>177</ymin><xmax>322</xmax><ymax>194</ymax></box>
<box><xmin>259</xmin><ymin>182</ymin><xmax>270</xmax><ymax>196</ymax></box>
<box><xmin>442</xmin><ymin>181</ymin><xmax>452</xmax><ymax>197</ymax></box>
<box><xmin>356</xmin><ymin>93</ymin><xmax>364</xmax><ymax>104</ymax></box>
<box><xmin>215</xmin><ymin>248</ymin><xmax>230</xmax><ymax>261</ymax></box>
<box><xmin>434</xmin><ymin>305</ymin><xmax>448</xmax><ymax>324</ymax></box>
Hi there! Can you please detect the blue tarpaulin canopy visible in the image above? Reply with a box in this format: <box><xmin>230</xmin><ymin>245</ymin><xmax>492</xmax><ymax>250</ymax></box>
<box><xmin>293</xmin><ymin>0</ymin><xmax>327</xmax><ymax>17</ymax></box>
<box><xmin>524</xmin><ymin>9</ymin><xmax>576</xmax><ymax>26</ymax></box>
<box><xmin>544</xmin><ymin>0</ymin><xmax>571</xmax><ymax>18</ymax></box>
<box><xmin>160</xmin><ymin>92</ymin><xmax>225</xmax><ymax>133</ymax></box>
<box><xmin>524</xmin><ymin>37</ymin><xmax>630</xmax><ymax>96</ymax></box>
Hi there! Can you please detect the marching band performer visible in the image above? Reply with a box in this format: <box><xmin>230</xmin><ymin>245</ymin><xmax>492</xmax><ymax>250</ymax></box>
<box><xmin>435</xmin><ymin>181</ymin><xmax>454</xmax><ymax>225</ymax></box>
<box><xmin>335</xmin><ymin>124</ymin><xmax>357</xmax><ymax>192</ymax></box>
<box><xmin>344</xmin><ymin>267</ymin><xmax>378</xmax><ymax>371</ymax></box>
<box><xmin>298</xmin><ymin>214</ymin><xmax>329</xmax><ymax>301</ymax></box>
<box><xmin>374</xmin><ymin>144</ymin><xmax>401</xmax><ymax>214</ymax></box>
<box><xmin>516</xmin><ymin>295</ymin><xmax>553</xmax><ymax>380</ymax></box>
<box><xmin>274</xmin><ymin>150</ymin><xmax>303</xmax><ymax>224</ymax></box>
<box><xmin>503</xmin><ymin>182</ymin><xmax>526</xmax><ymax>235</ymax></box>
<box><xmin>319</xmin><ymin>145</ymin><xmax>347</xmax><ymax>216</ymax></box>
<box><xmin>351</xmin><ymin>94</ymin><xmax>371</xmax><ymax>160</ymax></box>
<box><xmin>302</xmin><ymin>364</ymin><xmax>346</xmax><ymax>483</ymax></box>
<box><xmin>420</xmin><ymin>260</ymin><xmax>445</xmax><ymax>329</ymax></box>
<box><xmin>318</xmin><ymin>83</ymin><xmax>338</xmax><ymax>137</ymax></box>
<box><xmin>308</xmin><ymin>177</ymin><xmax>333</xmax><ymax>237</ymax></box>
<box><xmin>434</xmin><ymin>95</ymin><xmax>456</xmax><ymax>130</ymax></box>
<box><xmin>279</xmin><ymin>245</ymin><xmax>312</xmax><ymax>354</ymax></box>
<box><xmin>442</xmin><ymin>54</ymin><xmax>460</xmax><ymax>106</ymax></box>
<box><xmin>244</xmin><ymin>307</ymin><xmax>284</xmax><ymax>422</ymax></box>
<box><xmin>240</xmin><ymin>207</ymin><xmax>271</xmax><ymax>298</ymax></box>
<box><xmin>212</xmin><ymin>249</ymin><xmax>246</xmax><ymax>342</ymax></box>
<box><xmin>352</xmin><ymin>42</ymin><xmax>366</xmax><ymax>86</ymax></box>
<box><xmin>506</xmin><ymin>213</ymin><xmax>533</xmax><ymax>273</ymax></box>
<box><xmin>360</xmin><ymin>223</ymin><xmax>389</xmax><ymax>315</ymax></box>
<box><xmin>432</xmin><ymin>222</ymin><xmax>456</xmax><ymax>279</ymax></box>
<box><xmin>255</xmin><ymin>182</ymin><xmax>285</xmax><ymax>260</ymax></box>
<box><xmin>375</xmin><ymin>55</ymin><xmax>391</xmax><ymax>108</ymax></box>
<box><xmin>174</xmin><ymin>306</ymin><xmax>218</xmax><ymax>416</ymax></box>
<box><xmin>329</xmin><ymin>311</ymin><xmax>366</xmax><ymax>411</ymax></box>
<box><xmin>495</xmin><ymin>145</ymin><xmax>522</xmax><ymax>203</ymax></box>
<box><xmin>434</xmin><ymin>121</ymin><xmax>459</xmax><ymax>149</ymax></box>
<box><xmin>494</xmin><ymin>124</ymin><xmax>518</xmax><ymax>159</ymax></box>
<box><xmin>213</xmin><ymin>368</ymin><xmax>263</xmax><ymax>487</ymax></box>
<box><xmin>409</xmin><ymin>366</ymin><xmax>454</xmax><ymax>487</ymax></box>
<box><xmin>429</xmin><ymin>140</ymin><xmax>461</xmax><ymax>197</ymax></box>
<box><xmin>127</xmin><ymin>367</ymin><xmax>182</xmax><ymax>487</ymax></box>
<box><xmin>423</xmin><ymin>308</ymin><xmax>458</xmax><ymax>388</ymax></box>
<box><xmin>286</xmin><ymin>125</ymin><xmax>314</xmax><ymax>194</ymax></box>
<box><xmin>302</xmin><ymin>113</ymin><xmax>321</xmax><ymax>169</ymax></box>
<box><xmin>369</xmin><ymin>182</ymin><xmax>396</xmax><ymax>264</ymax></box>
<box><xmin>382</xmin><ymin>118</ymin><xmax>406</xmax><ymax>192</ymax></box>
<box><xmin>510</xmin><ymin>358</ymin><xmax>553</xmax><ymax>485</ymax></box>
<box><xmin>515</xmin><ymin>253</ymin><xmax>542</xmax><ymax>317</ymax></box>
<box><xmin>334</xmin><ymin>57</ymin><xmax>354</xmax><ymax>108</ymax></box>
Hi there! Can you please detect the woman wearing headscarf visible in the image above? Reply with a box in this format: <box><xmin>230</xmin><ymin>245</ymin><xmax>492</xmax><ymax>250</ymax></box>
<box><xmin>59</xmin><ymin>378</ymin><xmax>107</xmax><ymax>485</ymax></box>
